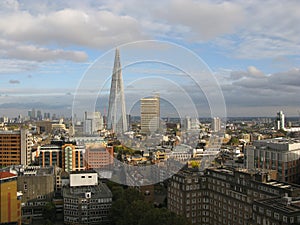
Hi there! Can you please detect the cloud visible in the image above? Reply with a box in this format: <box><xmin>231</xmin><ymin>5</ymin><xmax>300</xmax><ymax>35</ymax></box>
<box><xmin>9</xmin><ymin>79</ymin><xmax>20</xmax><ymax>84</ymax></box>
<box><xmin>7</xmin><ymin>45</ymin><xmax>88</xmax><ymax>62</ymax></box>
<box><xmin>0</xmin><ymin>59</ymin><xmax>38</xmax><ymax>73</ymax></box>
<box><xmin>0</xmin><ymin>8</ymin><xmax>144</xmax><ymax>49</ymax></box>
<box><xmin>158</xmin><ymin>0</ymin><xmax>245</xmax><ymax>40</ymax></box>
<box><xmin>220</xmin><ymin>68</ymin><xmax>300</xmax><ymax>112</ymax></box>
<box><xmin>230</xmin><ymin>66</ymin><xmax>265</xmax><ymax>80</ymax></box>
<box><xmin>217</xmin><ymin>0</ymin><xmax>300</xmax><ymax>59</ymax></box>
<box><xmin>0</xmin><ymin>0</ymin><xmax>299</xmax><ymax>61</ymax></box>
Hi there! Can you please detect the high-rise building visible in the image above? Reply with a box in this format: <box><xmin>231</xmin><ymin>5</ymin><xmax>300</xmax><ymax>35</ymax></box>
<box><xmin>0</xmin><ymin>172</ymin><xmax>21</xmax><ymax>225</ymax></box>
<box><xmin>107</xmin><ymin>48</ymin><xmax>127</xmax><ymax>134</ymax></box>
<box><xmin>182</xmin><ymin>117</ymin><xmax>201</xmax><ymax>131</ymax></box>
<box><xmin>245</xmin><ymin>138</ymin><xmax>300</xmax><ymax>183</ymax></box>
<box><xmin>276</xmin><ymin>110</ymin><xmax>285</xmax><ymax>130</ymax></box>
<box><xmin>0</xmin><ymin>129</ymin><xmax>33</xmax><ymax>167</ymax></box>
<box><xmin>212</xmin><ymin>117</ymin><xmax>221</xmax><ymax>132</ymax></box>
<box><xmin>44</xmin><ymin>112</ymin><xmax>51</xmax><ymax>120</ymax></box>
<box><xmin>140</xmin><ymin>95</ymin><xmax>160</xmax><ymax>134</ymax></box>
<box><xmin>83</xmin><ymin>111</ymin><xmax>103</xmax><ymax>135</ymax></box>
<box><xmin>36</xmin><ymin>110</ymin><xmax>42</xmax><ymax>120</ymax></box>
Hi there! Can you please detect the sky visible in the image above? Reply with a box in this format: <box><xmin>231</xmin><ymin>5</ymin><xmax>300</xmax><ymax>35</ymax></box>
<box><xmin>0</xmin><ymin>0</ymin><xmax>300</xmax><ymax>118</ymax></box>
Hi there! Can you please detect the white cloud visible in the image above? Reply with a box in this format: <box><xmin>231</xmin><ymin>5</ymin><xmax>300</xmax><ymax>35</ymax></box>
<box><xmin>158</xmin><ymin>0</ymin><xmax>245</xmax><ymax>40</ymax></box>
<box><xmin>6</xmin><ymin>45</ymin><xmax>88</xmax><ymax>62</ymax></box>
<box><xmin>0</xmin><ymin>8</ymin><xmax>145</xmax><ymax>48</ymax></box>
<box><xmin>230</xmin><ymin>66</ymin><xmax>265</xmax><ymax>80</ymax></box>
<box><xmin>218</xmin><ymin>0</ymin><xmax>300</xmax><ymax>59</ymax></box>
<box><xmin>0</xmin><ymin>59</ymin><xmax>37</xmax><ymax>73</ymax></box>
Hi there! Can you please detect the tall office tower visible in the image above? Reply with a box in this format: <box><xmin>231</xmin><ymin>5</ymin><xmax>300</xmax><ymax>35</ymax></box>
<box><xmin>37</xmin><ymin>110</ymin><xmax>42</xmax><ymax>120</ymax></box>
<box><xmin>31</xmin><ymin>108</ymin><xmax>36</xmax><ymax>119</ymax></box>
<box><xmin>276</xmin><ymin>110</ymin><xmax>285</xmax><ymax>130</ymax></box>
<box><xmin>212</xmin><ymin>117</ymin><xmax>221</xmax><ymax>132</ymax></box>
<box><xmin>140</xmin><ymin>95</ymin><xmax>160</xmax><ymax>134</ymax></box>
<box><xmin>0</xmin><ymin>129</ymin><xmax>32</xmax><ymax>166</ymax></box>
<box><xmin>107</xmin><ymin>48</ymin><xmax>127</xmax><ymax>133</ymax></box>
<box><xmin>0</xmin><ymin>172</ymin><xmax>21</xmax><ymax>225</ymax></box>
<box><xmin>83</xmin><ymin>111</ymin><xmax>104</xmax><ymax>135</ymax></box>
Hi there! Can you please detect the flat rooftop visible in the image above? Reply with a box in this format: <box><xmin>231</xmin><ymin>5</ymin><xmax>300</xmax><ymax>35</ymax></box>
<box><xmin>22</xmin><ymin>166</ymin><xmax>54</xmax><ymax>176</ymax></box>
<box><xmin>63</xmin><ymin>182</ymin><xmax>112</xmax><ymax>199</ymax></box>
<box><xmin>257</xmin><ymin>197</ymin><xmax>300</xmax><ymax>214</ymax></box>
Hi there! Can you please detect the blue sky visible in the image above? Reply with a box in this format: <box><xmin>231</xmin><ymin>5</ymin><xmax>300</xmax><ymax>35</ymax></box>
<box><xmin>0</xmin><ymin>0</ymin><xmax>300</xmax><ymax>118</ymax></box>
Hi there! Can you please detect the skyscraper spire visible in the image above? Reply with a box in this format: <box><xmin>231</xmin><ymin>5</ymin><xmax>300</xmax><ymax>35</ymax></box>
<box><xmin>107</xmin><ymin>48</ymin><xmax>128</xmax><ymax>133</ymax></box>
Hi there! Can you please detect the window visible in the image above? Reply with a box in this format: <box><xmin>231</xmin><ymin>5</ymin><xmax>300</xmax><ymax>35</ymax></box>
<box><xmin>283</xmin><ymin>216</ymin><xmax>288</xmax><ymax>223</ymax></box>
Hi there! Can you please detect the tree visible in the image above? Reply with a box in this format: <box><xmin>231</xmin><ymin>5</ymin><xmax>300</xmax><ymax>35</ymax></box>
<box><xmin>190</xmin><ymin>161</ymin><xmax>200</xmax><ymax>168</ymax></box>
<box><xmin>229</xmin><ymin>137</ymin><xmax>239</xmax><ymax>145</ymax></box>
<box><xmin>43</xmin><ymin>202</ymin><xmax>56</xmax><ymax>223</ymax></box>
<box><xmin>110</xmin><ymin>187</ymin><xmax>191</xmax><ymax>225</ymax></box>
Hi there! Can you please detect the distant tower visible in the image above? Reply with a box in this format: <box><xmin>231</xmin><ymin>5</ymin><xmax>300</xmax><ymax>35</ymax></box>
<box><xmin>140</xmin><ymin>94</ymin><xmax>160</xmax><ymax>134</ymax></box>
<box><xmin>107</xmin><ymin>49</ymin><xmax>128</xmax><ymax>133</ymax></box>
<box><xmin>276</xmin><ymin>110</ymin><xmax>285</xmax><ymax>130</ymax></box>
<box><xmin>212</xmin><ymin>117</ymin><xmax>221</xmax><ymax>132</ymax></box>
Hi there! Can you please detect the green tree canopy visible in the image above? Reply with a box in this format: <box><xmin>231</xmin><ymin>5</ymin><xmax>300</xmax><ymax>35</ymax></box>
<box><xmin>110</xmin><ymin>187</ymin><xmax>191</xmax><ymax>225</ymax></box>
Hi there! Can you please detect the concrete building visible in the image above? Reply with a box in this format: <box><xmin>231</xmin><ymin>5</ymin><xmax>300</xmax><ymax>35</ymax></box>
<box><xmin>212</xmin><ymin>117</ymin><xmax>221</xmax><ymax>132</ymax></box>
<box><xmin>245</xmin><ymin>138</ymin><xmax>300</xmax><ymax>183</ymax></box>
<box><xmin>168</xmin><ymin>167</ymin><xmax>300</xmax><ymax>225</ymax></box>
<box><xmin>0</xmin><ymin>172</ymin><xmax>21</xmax><ymax>225</ymax></box>
<box><xmin>0</xmin><ymin>129</ymin><xmax>33</xmax><ymax>167</ymax></box>
<box><xmin>63</xmin><ymin>171</ymin><xmax>112</xmax><ymax>225</ymax></box>
<box><xmin>251</xmin><ymin>195</ymin><xmax>300</xmax><ymax>225</ymax></box>
<box><xmin>35</xmin><ymin>120</ymin><xmax>52</xmax><ymax>134</ymax></box>
<box><xmin>182</xmin><ymin>117</ymin><xmax>201</xmax><ymax>131</ymax></box>
<box><xmin>85</xmin><ymin>143</ymin><xmax>114</xmax><ymax>169</ymax></box>
<box><xmin>140</xmin><ymin>95</ymin><xmax>160</xmax><ymax>134</ymax></box>
<box><xmin>17</xmin><ymin>166</ymin><xmax>55</xmax><ymax>224</ymax></box>
<box><xmin>83</xmin><ymin>111</ymin><xmax>104</xmax><ymax>136</ymax></box>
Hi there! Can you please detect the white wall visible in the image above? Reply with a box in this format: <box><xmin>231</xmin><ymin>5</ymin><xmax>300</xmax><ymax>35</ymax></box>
<box><xmin>70</xmin><ymin>172</ymin><xmax>98</xmax><ymax>187</ymax></box>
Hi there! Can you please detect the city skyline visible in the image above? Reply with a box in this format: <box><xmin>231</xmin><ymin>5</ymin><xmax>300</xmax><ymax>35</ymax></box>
<box><xmin>0</xmin><ymin>1</ymin><xmax>300</xmax><ymax>117</ymax></box>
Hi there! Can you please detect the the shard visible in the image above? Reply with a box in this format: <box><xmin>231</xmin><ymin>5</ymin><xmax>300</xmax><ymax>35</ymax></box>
<box><xmin>107</xmin><ymin>48</ymin><xmax>128</xmax><ymax>133</ymax></box>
